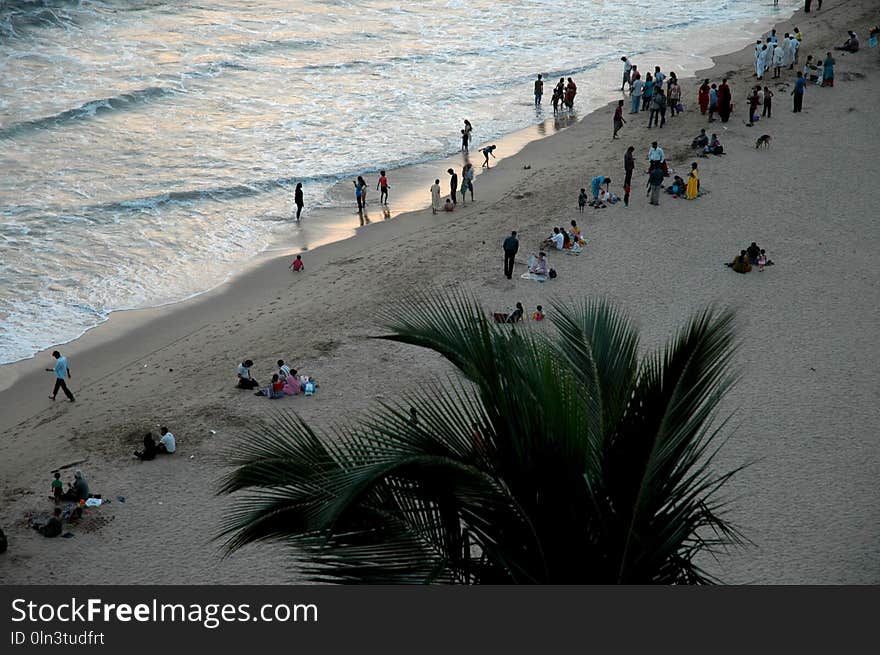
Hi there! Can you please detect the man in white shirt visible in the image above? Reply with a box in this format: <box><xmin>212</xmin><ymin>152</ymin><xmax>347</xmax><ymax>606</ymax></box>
<box><xmin>158</xmin><ymin>427</ymin><xmax>176</xmax><ymax>454</ymax></box>
<box><xmin>237</xmin><ymin>359</ymin><xmax>258</xmax><ymax>389</ymax></box>
<box><xmin>550</xmin><ymin>228</ymin><xmax>565</xmax><ymax>250</ymax></box>
<box><xmin>648</xmin><ymin>141</ymin><xmax>666</xmax><ymax>176</ymax></box>
<box><xmin>620</xmin><ymin>56</ymin><xmax>632</xmax><ymax>91</ymax></box>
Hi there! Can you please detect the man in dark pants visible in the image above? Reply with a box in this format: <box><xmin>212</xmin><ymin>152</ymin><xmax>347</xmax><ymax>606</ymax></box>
<box><xmin>447</xmin><ymin>168</ymin><xmax>458</xmax><ymax>205</ymax></box>
<box><xmin>46</xmin><ymin>350</ymin><xmax>75</xmax><ymax>402</ymax></box>
<box><xmin>503</xmin><ymin>230</ymin><xmax>519</xmax><ymax>279</ymax></box>
<box><xmin>623</xmin><ymin>146</ymin><xmax>635</xmax><ymax>206</ymax></box>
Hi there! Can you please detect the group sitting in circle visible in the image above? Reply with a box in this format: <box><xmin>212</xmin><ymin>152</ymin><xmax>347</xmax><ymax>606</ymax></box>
<box><xmin>237</xmin><ymin>358</ymin><xmax>316</xmax><ymax>397</ymax></box>
<box><xmin>726</xmin><ymin>241</ymin><xmax>775</xmax><ymax>273</ymax></box>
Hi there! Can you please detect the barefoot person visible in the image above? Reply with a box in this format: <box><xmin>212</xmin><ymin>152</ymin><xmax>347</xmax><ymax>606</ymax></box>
<box><xmin>377</xmin><ymin>170</ymin><xmax>389</xmax><ymax>204</ymax></box>
<box><xmin>46</xmin><ymin>350</ymin><xmax>75</xmax><ymax>402</ymax></box>
<box><xmin>447</xmin><ymin>168</ymin><xmax>458</xmax><ymax>205</ymax></box>
<box><xmin>503</xmin><ymin>230</ymin><xmax>519</xmax><ymax>280</ymax></box>
<box><xmin>430</xmin><ymin>179</ymin><xmax>442</xmax><ymax>214</ymax></box>
<box><xmin>481</xmin><ymin>144</ymin><xmax>497</xmax><ymax>168</ymax></box>
<box><xmin>613</xmin><ymin>100</ymin><xmax>626</xmax><ymax>138</ymax></box>
<box><xmin>294</xmin><ymin>182</ymin><xmax>304</xmax><ymax>220</ymax></box>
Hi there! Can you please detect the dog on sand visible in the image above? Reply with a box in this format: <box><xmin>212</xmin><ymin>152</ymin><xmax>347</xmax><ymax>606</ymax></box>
<box><xmin>755</xmin><ymin>134</ymin><xmax>772</xmax><ymax>148</ymax></box>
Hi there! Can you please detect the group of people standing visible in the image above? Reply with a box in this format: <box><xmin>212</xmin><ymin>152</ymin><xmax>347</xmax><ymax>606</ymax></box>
<box><xmin>534</xmin><ymin>75</ymin><xmax>578</xmax><ymax>113</ymax></box>
<box><xmin>621</xmin><ymin>61</ymin><xmax>684</xmax><ymax>131</ymax></box>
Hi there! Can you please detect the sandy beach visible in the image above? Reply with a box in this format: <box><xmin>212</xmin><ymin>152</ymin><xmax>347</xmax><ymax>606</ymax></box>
<box><xmin>1</xmin><ymin>0</ymin><xmax>878</xmax><ymax>584</ymax></box>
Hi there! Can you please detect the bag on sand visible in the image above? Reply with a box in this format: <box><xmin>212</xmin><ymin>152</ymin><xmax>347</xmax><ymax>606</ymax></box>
<box><xmin>869</xmin><ymin>35</ymin><xmax>878</xmax><ymax>48</ymax></box>
<box><xmin>548</xmin><ymin>268</ymin><xmax>557</xmax><ymax>279</ymax></box>
<box><xmin>676</xmin><ymin>103</ymin><xmax>684</xmax><ymax>113</ymax></box>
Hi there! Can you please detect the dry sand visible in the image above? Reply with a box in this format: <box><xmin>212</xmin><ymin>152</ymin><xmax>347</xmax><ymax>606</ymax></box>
<box><xmin>1</xmin><ymin>1</ymin><xmax>878</xmax><ymax>584</ymax></box>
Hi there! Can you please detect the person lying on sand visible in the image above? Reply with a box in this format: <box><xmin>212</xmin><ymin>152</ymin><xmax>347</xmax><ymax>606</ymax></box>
<box><xmin>31</xmin><ymin>507</ymin><xmax>63</xmax><ymax>538</ymax></box>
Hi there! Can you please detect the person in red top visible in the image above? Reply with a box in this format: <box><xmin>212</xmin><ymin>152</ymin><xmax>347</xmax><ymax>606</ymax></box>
<box><xmin>613</xmin><ymin>100</ymin><xmax>626</xmax><ymax>138</ymax></box>
<box><xmin>289</xmin><ymin>254</ymin><xmax>304</xmax><ymax>272</ymax></box>
<box><xmin>376</xmin><ymin>170</ymin><xmax>389</xmax><ymax>204</ymax></box>
<box><xmin>564</xmin><ymin>77</ymin><xmax>577</xmax><ymax>108</ymax></box>
<box><xmin>698</xmin><ymin>79</ymin><xmax>710</xmax><ymax>114</ymax></box>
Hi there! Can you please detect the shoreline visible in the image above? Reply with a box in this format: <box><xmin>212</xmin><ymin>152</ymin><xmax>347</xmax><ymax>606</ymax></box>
<box><xmin>2</xmin><ymin>0</ymin><xmax>878</xmax><ymax>584</ymax></box>
<box><xmin>0</xmin><ymin>4</ymin><xmax>800</xmax><ymax>373</ymax></box>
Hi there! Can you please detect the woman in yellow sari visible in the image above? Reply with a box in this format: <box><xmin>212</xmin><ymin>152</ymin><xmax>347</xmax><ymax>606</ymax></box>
<box><xmin>685</xmin><ymin>162</ymin><xmax>699</xmax><ymax>199</ymax></box>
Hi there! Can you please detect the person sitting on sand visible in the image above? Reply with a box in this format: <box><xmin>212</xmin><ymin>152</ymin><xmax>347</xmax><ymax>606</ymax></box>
<box><xmin>134</xmin><ymin>432</ymin><xmax>157</xmax><ymax>461</ymax></box>
<box><xmin>256</xmin><ymin>374</ymin><xmax>285</xmax><ymax>399</ymax></box>
<box><xmin>692</xmin><ymin>128</ymin><xmax>709</xmax><ymax>150</ymax></box>
<box><xmin>746</xmin><ymin>242</ymin><xmax>761</xmax><ymax>265</ymax></box>
<box><xmin>529</xmin><ymin>252</ymin><xmax>549</xmax><ymax>276</ymax></box>
<box><xmin>506</xmin><ymin>302</ymin><xmax>525</xmax><ymax>323</ymax></box>
<box><xmin>277</xmin><ymin>359</ymin><xmax>291</xmax><ymax>380</ymax></box>
<box><xmin>31</xmin><ymin>508</ymin><xmax>63</xmax><ymax>538</ymax></box>
<box><xmin>598</xmin><ymin>187</ymin><xmax>619</xmax><ymax>206</ymax></box>
<box><xmin>835</xmin><ymin>30</ymin><xmax>859</xmax><ymax>52</ymax></box>
<box><xmin>543</xmin><ymin>227</ymin><xmax>565</xmax><ymax>251</ymax></box>
<box><xmin>289</xmin><ymin>254</ymin><xmax>304</xmax><ymax>272</ymax></box>
<box><xmin>704</xmin><ymin>134</ymin><xmax>723</xmax><ymax>155</ymax></box>
<box><xmin>444</xmin><ymin>197</ymin><xmax>454</xmax><ymax>212</ymax></box>
<box><xmin>60</xmin><ymin>470</ymin><xmax>89</xmax><ymax>502</ymax></box>
<box><xmin>667</xmin><ymin>175</ymin><xmax>686</xmax><ymax>196</ymax></box>
<box><xmin>157</xmin><ymin>427</ymin><xmax>176</xmax><ymax>454</ymax></box>
<box><xmin>757</xmin><ymin>250</ymin><xmax>768</xmax><ymax>272</ymax></box>
<box><xmin>283</xmin><ymin>369</ymin><xmax>301</xmax><ymax>395</ymax></box>
<box><xmin>569</xmin><ymin>220</ymin><xmax>585</xmax><ymax>245</ymax></box>
<box><xmin>51</xmin><ymin>471</ymin><xmax>63</xmax><ymax>501</ymax></box>
<box><xmin>532</xmin><ymin>305</ymin><xmax>545</xmax><ymax>321</ymax></box>
<box><xmin>727</xmin><ymin>250</ymin><xmax>753</xmax><ymax>274</ymax></box>
<box><xmin>237</xmin><ymin>359</ymin><xmax>259</xmax><ymax>389</ymax></box>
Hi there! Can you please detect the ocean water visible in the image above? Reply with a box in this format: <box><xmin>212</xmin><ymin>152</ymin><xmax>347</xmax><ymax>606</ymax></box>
<box><xmin>0</xmin><ymin>0</ymin><xmax>796</xmax><ymax>364</ymax></box>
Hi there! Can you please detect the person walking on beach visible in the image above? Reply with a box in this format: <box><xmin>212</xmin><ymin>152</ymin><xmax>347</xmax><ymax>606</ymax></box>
<box><xmin>377</xmin><ymin>170</ymin><xmax>389</xmax><ymax>204</ymax></box>
<box><xmin>624</xmin><ymin>146</ymin><xmax>635</xmax><ymax>207</ymax></box>
<box><xmin>718</xmin><ymin>78</ymin><xmax>732</xmax><ymax>123</ymax></box>
<box><xmin>503</xmin><ymin>230</ymin><xmax>519</xmax><ymax>280</ymax></box>
<box><xmin>647</xmin><ymin>165</ymin><xmax>664</xmax><ymax>206</ymax></box>
<box><xmin>294</xmin><ymin>182</ymin><xmax>304</xmax><ymax>220</ymax></box>
<box><xmin>621</xmin><ymin>56</ymin><xmax>632</xmax><ymax>91</ymax></box>
<box><xmin>792</xmin><ymin>71</ymin><xmax>806</xmax><ymax>113</ymax></box>
<box><xmin>447</xmin><ymin>168</ymin><xmax>458</xmax><ymax>205</ymax></box>
<box><xmin>613</xmin><ymin>100</ymin><xmax>626</xmax><ymax>138</ymax></box>
<box><xmin>481</xmin><ymin>144</ymin><xmax>497</xmax><ymax>168</ymax></box>
<box><xmin>354</xmin><ymin>176</ymin><xmax>367</xmax><ymax>211</ymax></box>
<box><xmin>430</xmin><ymin>179</ymin><xmax>442</xmax><ymax>214</ymax></box>
<box><xmin>46</xmin><ymin>350</ymin><xmax>75</xmax><ymax>402</ymax></box>
<box><xmin>630</xmin><ymin>73</ymin><xmax>643</xmax><ymax>113</ymax></box>
<box><xmin>534</xmin><ymin>74</ymin><xmax>544</xmax><ymax>106</ymax></box>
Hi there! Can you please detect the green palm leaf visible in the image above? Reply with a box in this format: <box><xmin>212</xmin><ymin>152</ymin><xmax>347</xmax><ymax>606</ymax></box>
<box><xmin>218</xmin><ymin>294</ymin><xmax>747</xmax><ymax>584</ymax></box>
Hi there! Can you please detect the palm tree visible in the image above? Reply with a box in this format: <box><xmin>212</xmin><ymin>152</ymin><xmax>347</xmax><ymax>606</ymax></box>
<box><xmin>218</xmin><ymin>293</ymin><xmax>747</xmax><ymax>584</ymax></box>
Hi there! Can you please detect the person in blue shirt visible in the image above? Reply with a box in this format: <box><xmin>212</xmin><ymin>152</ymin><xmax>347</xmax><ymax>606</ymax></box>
<box><xmin>46</xmin><ymin>350</ymin><xmax>75</xmax><ymax>402</ymax></box>
<box><xmin>792</xmin><ymin>71</ymin><xmax>806</xmax><ymax>112</ymax></box>
<box><xmin>590</xmin><ymin>175</ymin><xmax>610</xmax><ymax>203</ymax></box>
